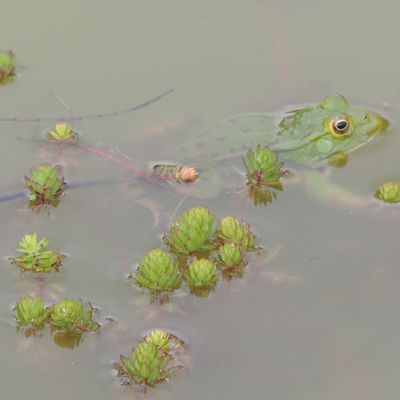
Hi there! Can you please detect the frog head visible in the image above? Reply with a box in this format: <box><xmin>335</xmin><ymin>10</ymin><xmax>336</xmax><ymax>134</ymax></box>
<box><xmin>277</xmin><ymin>94</ymin><xmax>389</xmax><ymax>165</ymax></box>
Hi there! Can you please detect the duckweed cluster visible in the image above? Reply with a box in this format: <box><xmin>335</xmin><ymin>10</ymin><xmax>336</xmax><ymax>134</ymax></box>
<box><xmin>15</xmin><ymin>296</ymin><xmax>99</xmax><ymax>336</ymax></box>
<box><xmin>131</xmin><ymin>207</ymin><xmax>256</xmax><ymax>299</ymax></box>
<box><xmin>114</xmin><ymin>329</ymin><xmax>184</xmax><ymax>387</ymax></box>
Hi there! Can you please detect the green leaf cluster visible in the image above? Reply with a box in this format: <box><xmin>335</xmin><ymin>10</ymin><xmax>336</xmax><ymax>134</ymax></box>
<box><xmin>243</xmin><ymin>145</ymin><xmax>284</xmax><ymax>186</ymax></box>
<box><xmin>116</xmin><ymin>329</ymin><xmax>183</xmax><ymax>388</ymax></box>
<box><xmin>10</xmin><ymin>233</ymin><xmax>64</xmax><ymax>272</ymax></box>
<box><xmin>24</xmin><ymin>163</ymin><xmax>64</xmax><ymax>207</ymax></box>
<box><xmin>14</xmin><ymin>296</ymin><xmax>100</xmax><ymax>336</ymax></box>
<box><xmin>375</xmin><ymin>181</ymin><xmax>400</xmax><ymax>203</ymax></box>
<box><xmin>15</xmin><ymin>296</ymin><xmax>49</xmax><ymax>333</ymax></box>
<box><xmin>132</xmin><ymin>207</ymin><xmax>257</xmax><ymax>299</ymax></box>
<box><xmin>133</xmin><ymin>249</ymin><xmax>182</xmax><ymax>294</ymax></box>
<box><xmin>47</xmin><ymin>123</ymin><xmax>76</xmax><ymax>142</ymax></box>
<box><xmin>49</xmin><ymin>299</ymin><xmax>100</xmax><ymax>333</ymax></box>
<box><xmin>185</xmin><ymin>259</ymin><xmax>217</xmax><ymax>297</ymax></box>
<box><xmin>164</xmin><ymin>207</ymin><xmax>215</xmax><ymax>255</ymax></box>
<box><xmin>0</xmin><ymin>50</ymin><xmax>16</xmax><ymax>85</ymax></box>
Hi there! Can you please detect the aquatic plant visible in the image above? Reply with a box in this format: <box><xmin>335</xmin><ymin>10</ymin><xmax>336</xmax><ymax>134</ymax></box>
<box><xmin>132</xmin><ymin>248</ymin><xmax>182</xmax><ymax>295</ymax></box>
<box><xmin>0</xmin><ymin>50</ymin><xmax>16</xmax><ymax>85</ymax></box>
<box><xmin>49</xmin><ymin>299</ymin><xmax>100</xmax><ymax>334</ymax></box>
<box><xmin>164</xmin><ymin>207</ymin><xmax>215</xmax><ymax>255</ymax></box>
<box><xmin>10</xmin><ymin>233</ymin><xmax>64</xmax><ymax>272</ymax></box>
<box><xmin>144</xmin><ymin>329</ymin><xmax>171</xmax><ymax>353</ymax></box>
<box><xmin>14</xmin><ymin>296</ymin><xmax>48</xmax><ymax>333</ymax></box>
<box><xmin>215</xmin><ymin>216</ymin><xmax>256</xmax><ymax>251</ymax></box>
<box><xmin>47</xmin><ymin>123</ymin><xmax>76</xmax><ymax>142</ymax></box>
<box><xmin>24</xmin><ymin>163</ymin><xmax>64</xmax><ymax>207</ymax></box>
<box><xmin>216</xmin><ymin>242</ymin><xmax>243</xmax><ymax>269</ymax></box>
<box><xmin>185</xmin><ymin>259</ymin><xmax>217</xmax><ymax>297</ymax></box>
<box><xmin>375</xmin><ymin>181</ymin><xmax>400</xmax><ymax>203</ymax></box>
<box><xmin>243</xmin><ymin>145</ymin><xmax>284</xmax><ymax>186</ymax></box>
<box><xmin>117</xmin><ymin>341</ymin><xmax>178</xmax><ymax>387</ymax></box>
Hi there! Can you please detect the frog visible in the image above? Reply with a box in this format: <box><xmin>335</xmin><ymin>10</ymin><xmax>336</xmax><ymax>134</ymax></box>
<box><xmin>154</xmin><ymin>94</ymin><xmax>389</xmax><ymax>202</ymax></box>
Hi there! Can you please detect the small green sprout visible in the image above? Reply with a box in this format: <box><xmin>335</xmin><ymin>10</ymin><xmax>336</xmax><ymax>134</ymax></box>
<box><xmin>133</xmin><ymin>248</ymin><xmax>182</xmax><ymax>295</ymax></box>
<box><xmin>24</xmin><ymin>163</ymin><xmax>64</xmax><ymax>207</ymax></box>
<box><xmin>118</xmin><ymin>342</ymin><xmax>178</xmax><ymax>387</ymax></box>
<box><xmin>215</xmin><ymin>216</ymin><xmax>256</xmax><ymax>251</ymax></box>
<box><xmin>49</xmin><ymin>299</ymin><xmax>100</xmax><ymax>334</ymax></box>
<box><xmin>47</xmin><ymin>123</ymin><xmax>76</xmax><ymax>142</ymax></box>
<box><xmin>216</xmin><ymin>243</ymin><xmax>243</xmax><ymax>269</ymax></box>
<box><xmin>144</xmin><ymin>329</ymin><xmax>171</xmax><ymax>353</ymax></box>
<box><xmin>10</xmin><ymin>233</ymin><xmax>64</xmax><ymax>272</ymax></box>
<box><xmin>0</xmin><ymin>50</ymin><xmax>16</xmax><ymax>85</ymax></box>
<box><xmin>164</xmin><ymin>207</ymin><xmax>215</xmax><ymax>255</ymax></box>
<box><xmin>243</xmin><ymin>145</ymin><xmax>284</xmax><ymax>186</ymax></box>
<box><xmin>375</xmin><ymin>182</ymin><xmax>400</xmax><ymax>203</ymax></box>
<box><xmin>14</xmin><ymin>296</ymin><xmax>49</xmax><ymax>334</ymax></box>
<box><xmin>185</xmin><ymin>259</ymin><xmax>217</xmax><ymax>297</ymax></box>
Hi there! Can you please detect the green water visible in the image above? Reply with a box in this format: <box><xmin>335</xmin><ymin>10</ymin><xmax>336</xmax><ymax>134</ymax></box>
<box><xmin>1</xmin><ymin>0</ymin><xmax>400</xmax><ymax>399</ymax></box>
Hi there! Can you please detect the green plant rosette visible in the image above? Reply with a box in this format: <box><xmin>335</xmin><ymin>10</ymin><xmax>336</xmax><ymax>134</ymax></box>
<box><xmin>47</xmin><ymin>123</ymin><xmax>77</xmax><ymax>142</ymax></box>
<box><xmin>10</xmin><ymin>233</ymin><xmax>64</xmax><ymax>272</ymax></box>
<box><xmin>164</xmin><ymin>207</ymin><xmax>216</xmax><ymax>255</ymax></box>
<box><xmin>133</xmin><ymin>248</ymin><xmax>182</xmax><ymax>295</ymax></box>
<box><xmin>24</xmin><ymin>163</ymin><xmax>64</xmax><ymax>207</ymax></box>
<box><xmin>49</xmin><ymin>299</ymin><xmax>100</xmax><ymax>334</ymax></box>
<box><xmin>119</xmin><ymin>342</ymin><xmax>178</xmax><ymax>387</ymax></box>
<box><xmin>215</xmin><ymin>216</ymin><xmax>256</xmax><ymax>251</ymax></box>
<box><xmin>15</xmin><ymin>296</ymin><xmax>49</xmax><ymax>333</ymax></box>
<box><xmin>243</xmin><ymin>145</ymin><xmax>284</xmax><ymax>186</ymax></box>
<box><xmin>0</xmin><ymin>50</ymin><xmax>16</xmax><ymax>85</ymax></box>
<box><xmin>185</xmin><ymin>258</ymin><xmax>217</xmax><ymax>297</ymax></box>
<box><xmin>375</xmin><ymin>182</ymin><xmax>400</xmax><ymax>203</ymax></box>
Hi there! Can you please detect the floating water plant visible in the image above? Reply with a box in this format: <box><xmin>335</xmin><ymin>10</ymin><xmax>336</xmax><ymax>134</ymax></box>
<box><xmin>144</xmin><ymin>329</ymin><xmax>171</xmax><ymax>353</ymax></box>
<box><xmin>243</xmin><ymin>145</ymin><xmax>284</xmax><ymax>186</ymax></box>
<box><xmin>375</xmin><ymin>181</ymin><xmax>400</xmax><ymax>203</ymax></box>
<box><xmin>14</xmin><ymin>295</ymin><xmax>48</xmax><ymax>334</ymax></box>
<box><xmin>164</xmin><ymin>207</ymin><xmax>215</xmax><ymax>255</ymax></box>
<box><xmin>115</xmin><ymin>329</ymin><xmax>184</xmax><ymax>388</ymax></box>
<box><xmin>216</xmin><ymin>242</ymin><xmax>243</xmax><ymax>269</ymax></box>
<box><xmin>10</xmin><ymin>233</ymin><xmax>64</xmax><ymax>272</ymax></box>
<box><xmin>49</xmin><ymin>298</ymin><xmax>100</xmax><ymax>334</ymax></box>
<box><xmin>47</xmin><ymin>122</ymin><xmax>77</xmax><ymax>142</ymax></box>
<box><xmin>132</xmin><ymin>248</ymin><xmax>182</xmax><ymax>295</ymax></box>
<box><xmin>24</xmin><ymin>163</ymin><xmax>64</xmax><ymax>207</ymax></box>
<box><xmin>132</xmin><ymin>207</ymin><xmax>258</xmax><ymax>300</ymax></box>
<box><xmin>0</xmin><ymin>50</ymin><xmax>16</xmax><ymax>85</ymax></box>
<box><xmin>185</xmin><ymin>259</ymin><xmax>217</xmax><ymax>297</ymax></box>
<box><xmin>215</xmin><ymin>216</ymin><xmax>256</xmax><ymax>251</ymax></box>
<box><xmin>117</xmin><ymin>342</ymin><xmax>178</xmax><ymax>387</ymax></box>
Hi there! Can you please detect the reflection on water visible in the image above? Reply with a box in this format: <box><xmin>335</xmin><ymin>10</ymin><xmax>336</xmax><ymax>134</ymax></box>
<box><xmin>1</xmin><ymin>0</ymin><xmax>400</xmax><ymax>399</ymax></box>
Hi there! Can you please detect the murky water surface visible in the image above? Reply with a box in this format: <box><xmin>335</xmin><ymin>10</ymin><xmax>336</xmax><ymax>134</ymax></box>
<box><xmin>1</xmin><ymin>1</ymin><xmax>400</xmax><ymax>399</ymax></box>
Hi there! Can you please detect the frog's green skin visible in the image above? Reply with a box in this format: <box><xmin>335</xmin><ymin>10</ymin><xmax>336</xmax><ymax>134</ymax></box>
<box><xmin>181</xmin><ymin>95</ymin><xmax>388</xmax><ymax>167</ymax></box>
<box><xmin>170</xmin><ymin>95</ymin><xmax>389</xmax><ymax>200</ymax></box>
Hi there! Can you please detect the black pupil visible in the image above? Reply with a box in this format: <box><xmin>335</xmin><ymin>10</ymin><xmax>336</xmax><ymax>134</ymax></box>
<box><xmin>336</xmin><ymin>120</ymin><xmax>348</xmax><ymax>131</ymax></box>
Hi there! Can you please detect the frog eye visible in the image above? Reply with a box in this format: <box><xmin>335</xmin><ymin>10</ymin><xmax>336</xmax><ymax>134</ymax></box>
<box><xmin>330</xmin><ymin>115</ymin><xmax>352</xmax><ymax>137</ymax></box>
